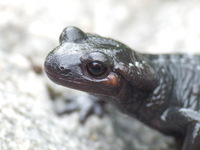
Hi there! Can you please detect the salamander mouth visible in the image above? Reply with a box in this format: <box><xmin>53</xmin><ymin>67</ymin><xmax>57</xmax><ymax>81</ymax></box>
<box><xmin>45</xmin><ymin>67</ymin><xmax>86</xmax><ymax>88</ymax></box>
<box><xmin>44</xmin><ymin>64</ymin><xmax>59</xmax><ymax>77</ymax></box>
<box><xmin>44</xmin><ymin>63</ymin><xmax>121</xmax><ymax>96</ymax></box>
<box><xmin>45</xmin><ymin>70</ymin><xmax>59</xmax><ymax>81</ymax></box>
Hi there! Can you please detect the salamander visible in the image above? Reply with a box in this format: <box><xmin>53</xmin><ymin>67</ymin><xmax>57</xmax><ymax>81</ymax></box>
<box><xmin>44</xmin><ymin>26</ymin><xmax>200</xmax><ymax>150</ymax></box>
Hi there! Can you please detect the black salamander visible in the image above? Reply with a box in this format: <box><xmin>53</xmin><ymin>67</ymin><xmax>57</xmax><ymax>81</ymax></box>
<box><xmin>44</xmin><ymin>26</ymin><xmax>200</xmax><ymax>150</ymax></box>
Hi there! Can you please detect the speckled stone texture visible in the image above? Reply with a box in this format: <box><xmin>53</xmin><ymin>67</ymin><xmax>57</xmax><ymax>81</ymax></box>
<box><xmin>1</xmin><ymin>0</ymin><xmax>200</xmax><ymax>150</ymax></box>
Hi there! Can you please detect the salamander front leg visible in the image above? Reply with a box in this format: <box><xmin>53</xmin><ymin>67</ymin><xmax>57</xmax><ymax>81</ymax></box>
<box><xmin>161</xmin><ymin>108</ymin><xmax>200</xmax><ymax>150</ymax></box>
<box><xmin>55</xmin><ymin>94</ymin><xmax>106</xmax><ymax>124</ymax></box>
<box><xmin>182</xmin><ymin>122</ymin><xmax>200</xmax><ymax>150</ymax></box>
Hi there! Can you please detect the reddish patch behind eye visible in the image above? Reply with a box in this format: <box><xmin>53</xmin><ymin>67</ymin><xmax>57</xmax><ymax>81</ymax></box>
<box><xmin>103</xmin><ymin>74</ymin><xmax>121</xmax><ymax>87</ymax></box>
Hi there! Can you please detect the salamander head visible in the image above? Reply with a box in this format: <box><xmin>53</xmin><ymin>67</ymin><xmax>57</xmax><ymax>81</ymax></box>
<box><xmin>44</xmin><ymin>26</ymin><xmax>157</xmax><ymax>97</ymax></box>
<box><xmin>44</xmin><ymin>26</ymin><xmax>131</xmax><ymax>96</ymax></box>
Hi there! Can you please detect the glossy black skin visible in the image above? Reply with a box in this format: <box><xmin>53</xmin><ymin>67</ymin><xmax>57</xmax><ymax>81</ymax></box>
<box><xmin>45</xmin><ymin>26</ymin><xmax>200</xmax><ymax>150</ymax></box>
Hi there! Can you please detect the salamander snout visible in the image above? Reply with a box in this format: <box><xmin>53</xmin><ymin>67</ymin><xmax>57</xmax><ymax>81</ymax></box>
<box><xmin>44</xmin><ymin>52</ymin><xmax>71</xmax><ymax>76</ymax></box>
<box><xmin>59</xmin><ymin>26</ymin><xmax>87</xmax><ymax>44</ymax></box>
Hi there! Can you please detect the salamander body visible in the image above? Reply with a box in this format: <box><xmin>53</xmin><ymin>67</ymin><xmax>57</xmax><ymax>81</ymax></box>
<box><xmin>44</xmin><ymin>26</ymin><xmax>200</xmax><ymax>150</ymax></box>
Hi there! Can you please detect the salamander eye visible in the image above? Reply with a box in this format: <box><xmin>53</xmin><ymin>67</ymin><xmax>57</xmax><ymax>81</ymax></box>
<box><xmin>86</xmin><ymin>61</ymin><xmax>107</xmax><ymax>77</ymax></box>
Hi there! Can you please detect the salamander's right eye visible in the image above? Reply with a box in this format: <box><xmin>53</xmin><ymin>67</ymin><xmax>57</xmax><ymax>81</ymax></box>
<box><xmin>59</xmin><ymin>26</ymin><xmax>87</xmax><ymax>44</ymax></box>
<box><xmin>86</xmin><ymin>61</ymin><xmax>107</xmax><ymax>77</ymax></box>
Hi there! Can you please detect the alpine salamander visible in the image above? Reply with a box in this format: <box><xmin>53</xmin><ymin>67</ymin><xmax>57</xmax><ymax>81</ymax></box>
<box><xmin>44</xmin><ymin>26</ymin><xmax>200</xmax><ymax>150</ymax></box>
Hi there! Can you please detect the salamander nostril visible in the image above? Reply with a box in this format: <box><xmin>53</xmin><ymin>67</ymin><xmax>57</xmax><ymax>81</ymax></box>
<box><xmin>59</xmin><ymin>66</ymin><xmax>65</xmax><ymax>71</ymax></box>
<box><xmin>58</xmin><ymin>66</ymin><xmax>70</xmax><ymax>74</ymax></box>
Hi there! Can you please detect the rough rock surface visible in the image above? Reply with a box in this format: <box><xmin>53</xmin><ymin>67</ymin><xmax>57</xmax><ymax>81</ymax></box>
<box><xmin>1</xmin><ymin>0</ymin><xmax>200</xmax><ymax>150</ymax></box>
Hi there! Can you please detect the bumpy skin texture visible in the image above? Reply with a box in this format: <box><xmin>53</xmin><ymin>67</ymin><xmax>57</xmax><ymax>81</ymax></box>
<box><xmin>44</xmin><ymin>26</ymin><xmax>200</xmax><ymax>150</ymax></box>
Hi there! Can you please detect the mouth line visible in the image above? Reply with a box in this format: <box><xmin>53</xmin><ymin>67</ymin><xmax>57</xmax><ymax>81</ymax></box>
<box><xmin>45</xmin><ymin>68</ymin><xmax>60</xmax><ymax>78</ymax></box>
<box><xmin>45</xmin><ymin>69</ymin><xmax>86</xmax><ymax>86</ymax></box>
<box><xmin>45</xmin><ymin>68</ymin><xmax>119</xmax><ymax>96</ymax></box>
